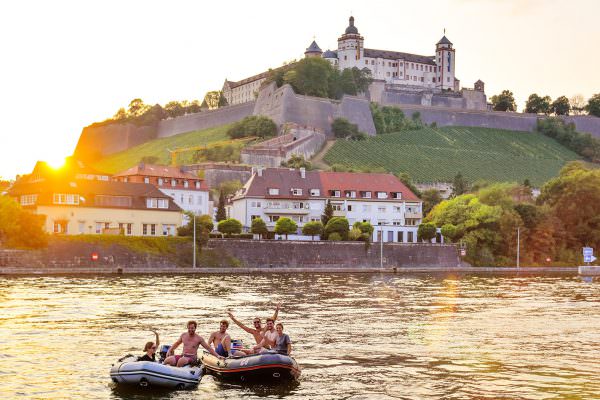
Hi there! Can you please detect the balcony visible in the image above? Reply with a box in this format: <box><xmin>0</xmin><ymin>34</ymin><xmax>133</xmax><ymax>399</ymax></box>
<box><xmin>263</xmin><ymin>205</ymin><xmax>310</xmax><ymax>214</ymax></box>
<box><xmin>405</xmin><ymin>211</ymin><xmax>423</xmax><ymax>219</ymax></box>
<box><xmin>333</xmin><ymin>210</ymin><xmax>347</xmax><ymax>217</ymax></box>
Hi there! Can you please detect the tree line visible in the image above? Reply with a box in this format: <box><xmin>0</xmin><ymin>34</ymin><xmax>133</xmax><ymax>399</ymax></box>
<box><xmin>491</xmin><ymin>90</ymin><xmax>600</xmax><ymax>117</ymax></box>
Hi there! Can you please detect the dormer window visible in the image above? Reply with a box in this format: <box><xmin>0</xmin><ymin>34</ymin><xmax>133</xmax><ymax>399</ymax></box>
<box><xmin>268</xmin><ymin>188</ymin><xmax>279</xmax><ymax>196</ymax></box>
<box><xmin>345</xmin><ymin>191</ymin><xmax>356</xmax><ymax>198</ymax></box>
<box><xmin>144</xmin><ymin>177</ymin><xmax>149</xmax><ymax>184</ymax></box>
<box><xmin>331</xmin><ymin>190</ymin><xmax>341</xmax><ymax>197</ymax></box>
<box><xmin>158</xmin><ymin>178</ymin><xmax>163</xmax><ymax>186</ymax></box>
<box><xmin>361</xmin><ymin>191</ymin><xmax>372</xmax><ymax>198</ymax></box>
<box><xmin>171</xmin><ymin>179</ymin><xmax>176</xmax><ymax>187</ymax></box>
<box><xmin>392</xmin><ymin>192</ymin><xmax>402</xmax><ymax>199</ymax></box>
<box><xmin>377</xmin><ymin>192</ymin><xmax>388</xmax><ymax>199</ymax></box>
<box><xmin>184</xmin><ymin>181</ymin><xmax>189</xmax><ymax>188</ymax></box>
<box><xmin>310</xmin><ymin>189</ymin><xmax>320</xmax><ymax>196</ymax></box>
<box><xmin>291</xmin><ymin>188</ymin><xmax>302</xmax><ymax>196</ymax></box>
<box><xmin>195</xmin><ymin>181</ymin><xmax>200</xmax><ymax>189</ymax></box>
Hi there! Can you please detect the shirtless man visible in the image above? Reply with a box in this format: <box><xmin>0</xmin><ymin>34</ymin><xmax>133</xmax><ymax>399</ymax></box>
<box><xmin>164</xmin><ymin>320</ymin><xmax>221</xmax><ymax>367</ymax></box>
<box><xmin>253</xmin><ymin>318</ymin><xmax>278</xmax><ymax>353</ymax></box>
<box><xmin>227</xmin><ymin>303</ymin><xmax>280</xmax><ymax>345</ymax></box>
<box><xmin>208</xmin><ymin>320</ymin><xmax>231</xmax><ymax>358</ymax></box>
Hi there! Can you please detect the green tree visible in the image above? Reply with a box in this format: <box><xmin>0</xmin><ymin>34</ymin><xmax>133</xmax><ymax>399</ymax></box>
<box><xmin>328</xmin><ymin>232</ymin><xmax>342</xmax><ymax>241</ymax></box>
<box><xmin>348</xmin><ymin>227</ymin><xmax>363</xmax><ymax>241</ymax></box>
<box><xmin>551</xmin><ymin>96</ymin><xmax>571</xmax><ymax>116</ymax></box>
<box><xmin>585</xmin><ymin>93</ymin><xmax>600</xmax><ymax>117</ymax></box>
<box><xmin>417</xmin><ymin>222</ymin><xmax>437</xmax><ymax>242</ymax></box>
<box><xmin>284</xmin><ymin>57</ymin><xmax>333</xmax><ymax>98</ymax></box>
<box><xmin>302</xmin><ymin>221</ymin><xmax>323</xmax><ymax>239</ymax></box>
<box><xmin>421</xmin><ymin>189</ymin><xmax>442</xmax><ymax>217</ymax></box>
<box><xmin>524</xmin><ymin>93</ymin><xmax>551</xmax><ymax>114</ymax></box>
<box><xmin>216</xmin><ymin>190</ymin><xmax>227</xmax><ymax>222</ymax></box>
<box><xmin>353</xmin><ymin>221</ymin><xmax>374</xmax><ymax>236</ymax></box>
<box><xmin>127</xmin><ymin>98</ymin><xmax>149</xmax><ymax>117</ymax></box>
<box><xmin>491</xmin><ymin>90</ymin><xmax>517</xmax><ymax>112</ymax></box>
<box><xmin>0</xmin><ymin>197</ymin><xmax>47</xmax><ymax>249</ymax></box>
<box><xmin>281</xmin><ymin>154</ymin><xmax>312</xmax><ymax>169</ymax></box>
<box><xmin>227</xmin><ymin>116</ymin><xmax>277</xmax><ymax>139</ymax></box>
<box><xmin>321</xmin><ymin>200</ymin><xmax>334</xmax><ymax>227</ymax></box>
<box><xmin>251</xmin><ymin>217</ymin><xmax>268</xmax><ymax>239</ymax></box>
<box><xmin>217</xmin><ymin>218</ymin><xmax>242</xmax><ymax>236</ymax></box>
<box><xmin>177</xmin><ymin>214</ymin><xmax>213</xmax><ymax>250</ymax></box>
<box><xmin>164</xmin><ymin>101</ymin><xmax>185</xmax><ymax>118</ymax></box>
<box><xmin>274</xmin><ymin>217</ymin><xmax>298</xmax><ymax>239</ymax></box>
<box><xmin>570</xmin><ymin>94</ymin><xmax>586</xmax><ymax>115</ymax></box>
<box><xmin>452</xmin><ymin>172</ymin><xmax>469</xmax><ymax>197</ymax></box>
<box><xmin>203</xmin><ymin>91</ymin><xmax>228</xmax><ymax>109</ymax></box>
<box><xmin>440</xmin><ymin>223</ymin><xmax>459</xmax><ymax>242</ymax></box>
<box><xmin>324</xmin><ymin>217</ymin><xmax>350</xmax><ymax>240</ymax></box>
<box><xmin>212</xmin><ymin>180</ymin><xmax>242</xmax><ymax>201</ymax></box>
<box><xmin>331</xmin><ymin>118</ymin><xmax>358</xmax><ymax>139</ymax></box>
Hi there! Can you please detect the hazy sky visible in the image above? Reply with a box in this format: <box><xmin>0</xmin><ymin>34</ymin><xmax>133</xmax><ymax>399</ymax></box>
<box><xmin>1</xmin><ymin>0</ymin><xmax>598</xmax><ymax>179</ymax></box>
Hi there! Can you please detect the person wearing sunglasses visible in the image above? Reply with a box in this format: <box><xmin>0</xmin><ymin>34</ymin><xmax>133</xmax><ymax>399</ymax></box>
<box><xmin>138</xmin><ymin>329</ymin><xmax>160</xmax><ymax>362</ymax></box>
<box><xmin>227</xmin><ymin>303</ymin><xmax>280</xmax><ymax>345</ymax></box>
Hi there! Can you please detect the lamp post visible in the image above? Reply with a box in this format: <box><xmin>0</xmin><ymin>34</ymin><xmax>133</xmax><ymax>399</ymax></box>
<box><xmin>193</xmin><ymin>213</ymin><xmax>196</xmax><ymax>269</ymax></box>
<box><xmin>379</xmin><ymin>223</ymin><xmax>388</xmax><ymax>269</ymax></box>
<box><xmin>516</xmin><ymin>226</ymin><xmax>520</xmax><ymax>269</ymax></box>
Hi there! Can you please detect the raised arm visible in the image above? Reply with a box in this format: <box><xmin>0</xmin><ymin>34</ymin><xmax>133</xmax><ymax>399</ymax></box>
<box><xmin>227</xmin><ymin>311</ymin><xmax>254</xmax><ymax>334</ymax></box>
<box><xmin>151</xmin><ymin>329</ymin><xmax>160</xmax><ymax>348</ymax></box>
<box><xmin>271</xmin><ymin>303</ymin><xmax>281</xmax><ymax>321</ymax></box>
<box><xmin>200</xmin><ymin>336</ymin><xmax>223</xmax><ymax>358</ymax></box>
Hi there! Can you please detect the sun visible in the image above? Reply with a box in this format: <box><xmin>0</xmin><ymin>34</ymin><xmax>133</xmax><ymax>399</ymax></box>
<box><xmin>46</xmin><ymin>156</ymin><xmax>66</xmax><ymax>170</ymax></box>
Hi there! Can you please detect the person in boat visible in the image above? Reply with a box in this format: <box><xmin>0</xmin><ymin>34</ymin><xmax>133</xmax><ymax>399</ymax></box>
<box><xmin>164</xmin><ymin>320</ymin><xmax>222</xmax><ymax>367</ymax></box>
<box><xmin>227</xmin><ymin>303</ymin><xmax>280</xmax><ymax>345</ymax></box>
<box><xmin>208</xmin><ymin>320</ymin><xmax>232</xmax><ymax>358</ymax></box>
<box><xmin>252</xmin><ymin>318</ymin><xmax>278</xmax><ymax>353</ymax></box>
<box><xmin>138</xmin><ymin>329</ymin><xmax>159</xmax><ymax>362</ymax></box>
<box><xmin>274</xmin><ymin>323</ymin><xmax>292</xmax><ymax>355</ymax></box>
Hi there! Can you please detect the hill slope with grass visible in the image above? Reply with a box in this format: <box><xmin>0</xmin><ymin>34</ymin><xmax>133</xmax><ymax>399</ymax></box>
<box><xmin>93</xmin><ymin>125</ymin><xmax>233</xmax><ymax>173</ymax></box>
<box><xmin>323</xmin><ymin>126</ymin><xmax>581</xmax><ymax>185</ymax></box>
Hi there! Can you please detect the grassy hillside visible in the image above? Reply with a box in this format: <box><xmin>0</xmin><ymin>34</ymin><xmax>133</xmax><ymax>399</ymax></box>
<box><xmin>323</xmin><ymin>126</ymin><xmax>581</xmax><ymax>185</ymax></box>
<box><xmin>93</xmin><ymin>125</ymin><xmax>232</xmax><ymax>173</ymax></box>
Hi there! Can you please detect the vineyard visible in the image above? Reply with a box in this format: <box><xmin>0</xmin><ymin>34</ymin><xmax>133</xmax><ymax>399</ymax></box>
<box><xmin>323</xmin><ymin>126</ymin><xmax>581</xmax><ymax>185</ymax></box>
<box><xmin>93</xmin><ymin>125</ymin><xmax>232</xmax><ymax>173</ymax></box>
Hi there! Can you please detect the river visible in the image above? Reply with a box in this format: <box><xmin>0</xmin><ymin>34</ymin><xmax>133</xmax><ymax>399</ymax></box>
<box><xmin>1</xmin><ymin>273</ymin><xmax>599</xmax><ymax>399</ymax></box>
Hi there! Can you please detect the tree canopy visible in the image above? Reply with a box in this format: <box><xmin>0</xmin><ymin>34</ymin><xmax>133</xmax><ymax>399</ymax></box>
<box><xmin>0</xmin><ymin>197</ymin><xmax>47</xmax><ymax>249</ymax></box>
<box><xmin>524</xmin><ymin>93</ymin><xmax>551</xmax><ymax>115</ymax></box>
<box><xmin>227</xmin><ymin>116</ymin><xmax>277</xmax><ymax>139</ymax></box>
<box><xmin>217</xmin><ymin>218</ymin><xmax>242</xmax><ymax>236</ymax></box>
<box><xmin>302</xmin><ymin>221</ymin><xmax>323</xmax><ymax>239</ymax></box>
<box><xmin>586</xmin><ymin>93</ymin><xmax>600</xmax><ymax>117</ymax></box>
<box><xmin>551</xmin><ymin>96</ymin><xmax>571</xmax><ymax>116</ymax></box>
<box><xmin>274</xmin><ymin>217</ymin><xmax>298</xmax><ymax>239</ymax></box>
<box><xmin>331</xmin><ymin>118</ymin><xmax>366</xmax><ymax>140</ymax></box>
<box><xmin>490</xmin><ymin>90</ymin><xmax>517</xmax><ymax>112</ymax></box>
<box><xmin>251</xmin><ymin>217</ymin><xmax>268</xmax><ymax>238</ymax></box>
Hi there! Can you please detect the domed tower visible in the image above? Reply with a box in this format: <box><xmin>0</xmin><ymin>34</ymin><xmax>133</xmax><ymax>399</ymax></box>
<box><xmin>337</xmin><ymin>16</ymin><xmax>364</xmax><ymax>70</ymax></box>
<box><xmin>304</xmin><ymin>40</ymin><xmax>323</xmax><ymax>58</ymax></box>
<box><xmin>434</xmin><ymin>35</ymin><xmax>455</xmax><ymax>91</ymax></box>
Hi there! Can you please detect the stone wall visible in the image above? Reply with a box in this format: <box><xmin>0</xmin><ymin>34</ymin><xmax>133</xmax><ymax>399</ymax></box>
<box><xmin>184</xmin><ymin>163</ymin><xmax>253</xmax><ymax>189</ymax></box>
<box><xmin>254</xmin><ymin>83</ymin><xmax>377</xmax><ymax>136</ymax></box>
<box><xmin>74</xmin><ymin>123</ymin><xmax>158</xmax><ymax>162</ymax></box>
<box><xmin>208</xmin><ymin>239</ymin><xmax>461</xmax><ymax>268</ymax></box>
<box><xmin>156</xmin><ymin>102</ymin><xmax>254</xmax><ymax>138</ymax></box>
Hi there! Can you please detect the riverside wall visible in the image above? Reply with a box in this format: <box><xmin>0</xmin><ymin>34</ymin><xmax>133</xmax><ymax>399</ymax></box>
<box><xmin>0</xmin><ymin>239</ymin><xmax>462</xmax><ymax>274</ymax></box>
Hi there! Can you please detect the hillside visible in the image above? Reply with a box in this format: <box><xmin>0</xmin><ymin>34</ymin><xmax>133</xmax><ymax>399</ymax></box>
<box><xmin>323</xmin><ymin>126</ymin><xmax>581</xmax><ymax>185</ymax></box>
<box><xmin>93</xmin><ymin>125</ymin><xmax>232</xmax><ymax>174</ymax></box>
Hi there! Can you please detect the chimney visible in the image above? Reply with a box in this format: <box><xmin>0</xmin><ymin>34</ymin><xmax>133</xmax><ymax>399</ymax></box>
<box><xmin>300</xmin><ymin>167</ymin><xmax>306</xmax><ymax>179</ymax></box>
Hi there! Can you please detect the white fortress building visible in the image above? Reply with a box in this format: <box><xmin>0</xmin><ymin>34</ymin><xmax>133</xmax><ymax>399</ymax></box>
<box><xmin>223</xmin><ymin>16</ymin><xmax>468</xmax><ymax>106</ymax></box>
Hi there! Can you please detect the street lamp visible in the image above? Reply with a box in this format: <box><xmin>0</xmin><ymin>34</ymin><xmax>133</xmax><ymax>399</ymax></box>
<box><xmin>378</xmin><ymin>222</ymin><xmax>389</xmax><ymax>269</ymax></box>
<box><xmin>192</xmin><ymin>213</ymin><xmax>196</xmax><ymax>269</ymax></box>
<box><xmin>516</xmin><ymin>226</ymin><xmax>520</xmax><ymax>269</ymax></box>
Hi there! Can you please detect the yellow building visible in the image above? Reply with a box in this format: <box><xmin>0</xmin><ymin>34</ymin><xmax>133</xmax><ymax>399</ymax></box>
<box><xmin>9</xmin><ymin>174</ymin><xmax>182</xmax><ymax>236</ymax></box>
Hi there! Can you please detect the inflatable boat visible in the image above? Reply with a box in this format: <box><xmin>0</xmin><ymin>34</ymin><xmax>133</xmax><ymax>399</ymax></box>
<box><xmin>110</xmin><ymin>355</ymin><xmax>203</xmax><ymax>389</ymax></box>
<box><xmin>201</xmin><ymin>350</ymin><xmax>301</xmax><ymax>383</ymax></box>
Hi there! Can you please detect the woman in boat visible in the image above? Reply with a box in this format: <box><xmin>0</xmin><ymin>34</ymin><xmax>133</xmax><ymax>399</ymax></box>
<box><xmin>274</xmin><ymin>323</ymin><xmax>291</xmax><ymax>355</ymax></box>
<box><xmin>138</xmin><ymin>330</ymin><xmax>160</xmax><ymax>362</ymax></box>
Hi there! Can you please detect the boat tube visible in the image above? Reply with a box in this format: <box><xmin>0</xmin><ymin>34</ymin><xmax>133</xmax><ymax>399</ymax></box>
<box><xmin>201</xmin><ymin>350</ymin><xmax>301</xmax><ymax>383</ymax></box>
<box><xmin>110</xmin><ymin>355</ymin><xmax>203</xmax><ymax>389</ymax></box>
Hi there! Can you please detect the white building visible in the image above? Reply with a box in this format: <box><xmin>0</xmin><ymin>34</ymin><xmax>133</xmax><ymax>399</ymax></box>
<box><xmin>229</xmin><ymin>167</ymin><xmax>423</xmax><ymax>242</ymax></box>
<box><xmin>223</xmin><ymin>16</ymin><xmax>459</xmax><ymax>106</ymax></box>
<box><xmin>112</xmin><ymin>163</ymin><xmax>211</xmax><ymax>220</ymax></box>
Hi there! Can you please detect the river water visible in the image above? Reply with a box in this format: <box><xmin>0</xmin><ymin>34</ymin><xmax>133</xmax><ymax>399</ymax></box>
<box><xmin>1</xmin><ymin>273</ymin><xmax>599</xmax><ymax>399</ymax></box>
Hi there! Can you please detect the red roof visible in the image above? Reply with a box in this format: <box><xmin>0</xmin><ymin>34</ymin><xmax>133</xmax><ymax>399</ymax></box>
<box><xmin>237</xmin><ymin>168</ymin><xmax>322</xmax><ymax>199</ymax></box>
<box><xmin>319</xmin><ymin>171</ymin><xmax>420</xmax><ymax>201</ymax></box>
<box><xmin>113</xmin><ymin>163</ymin><xmax>208</xmax><ymax>189</ymax></box>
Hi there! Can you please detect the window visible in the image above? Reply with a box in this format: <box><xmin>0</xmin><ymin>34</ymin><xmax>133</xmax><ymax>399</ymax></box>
<box><xmin>158</xmin><ymin>199</ymin><xmax>169</xmax><ymax>209</ymax></box>
<box><xmin>146</xmin><ymin>198</ymin><xmax>157</xmax><ymax>208</ymax></box>
<box><xmin>95</xmin><ymin>195</ymin><xmax>131</xmax><ymax>207</ymax></box>
<box><xmin>53</xmin><ymin>193</ymin><xmax>79</xmax><ymax>205</ymax></box>
<box><xmin>407</xmin><ymin>231</ymin><xmax>414</xmax><ymax>242</ymax></box>
<box><xmin>188</xmin><ymin>195</ymin><xmax>193</xmax><ymax>204</ymax></box>
<box><xmin>144</xmin><ymin>177</ymin><xmax>150</xmax><ymax>184</ymax></box>
<box><xmin>332</xmin><ymin>203</ymin><xmax>343</xmax><ymax>211</ymax></box>
<box><xmin>184</xmin><ymin>181</ymin><xmax>189</xmax><ymax>188</ymax></box>
<box><xmin>310</xmin><ymin>189</ymin><xmax>320</xmax><ymax>196</ymax></box>
<box><xmin>393</xmin><ymin>220</ymin><xmax>401</xmax><ymax>226</ymax></box>
<box><xmin>394</xmin><ymin>206</ymin><xmax>402</xmax><ymax>213</ymax></box>
<box><xmin>197</xmin><ymin>196</ymin><xmax>203</xmax><ymax>205</ymax></box>
<box><xmin>269</xmin><ymin>215</ymin><xmax>280</xmax><ymax>222</ymax></box>
<box><xmin>377</xmin><ymin>192</ymin><xmax>388</xmax><ymax>199</ymax></box>
<box><xmin>447</xmin><ymin>77</ymin><xmax>450</xmax><ymax>82</ymax></box>
<box><xmin>123</xmin><ymin>177</ymin><xmax>128</xmax><ymax>183</ymax></box>
<box><xmin>251</xmin><ymin>215</ymin><xmax>260</xmax><ymax>220</ymax></box>
<box><xmin>392</xmin><ymin>192</ymin><xmax>402</xmax><ymax>199</ymax></box>
<box><xmin>398</xmin><ymin>231</ymin><xmax>404</xmax><ymax>242</ymax></box>
<box><xmin>53</xmin><ymin>220</ymin><xmax>67</xmax><ymax>234</ymax></box>
<box><xmin>195</xmin><ymin>181</ymin><xmax>200</xmax><ymax>189</ymax></box>
<box><xmin>171</xmin><ymin>179</ymin><xmax>176</xmax><ymax>187</ymax></box>
<box><xmin>378</xmin><ymin>206</ymin><xmax>387</xmax><ymax>213</ymax></box>
<box><xmin>20</xmin><ymin>194</ymin><xmax>37</xmax><ymax>205</ymax></box>
<box><xmin>345</xmin><ymin>191</ymin><xmax>356</xmax><ymax>198</ymax></box>
<box><xmin>405</xmin><ymin>219</ymin><xmax>418</xmax><ymax>226</ymax></box>
<box><xmin>95</xmin><ymin>222</ymin><xmax>109</xmax><ymax>234</ymax></box>
<box><xmin>78</xmin><ymin>221</ymin><xmax>85</xmax><ymax>234</ymax></box>
<box><xmin>162</xmin><ymin>224</ymin><xmax>175</xmax><ymax>236</ymax></box>
<box><xmin>269</xmin><ymin>188</ymin><xmax>279</xmax><ymax>195</ymax></box>
<box><xmin>291</xmin><ymin>188</ymin><xmax>302</xmax><ymax>196</ymax></box>
<box><xmin>158</xmin><ymin>178</ymin><xmax>163</xmax><ymax>186</ymax></box>
<box><xmin>361</xmin><ymin>191</ymin><xmax>371</xmax><ymax>198</ymax></box>
<box><xmin>332</xmin><ymin>190</ymin><xmax>341</xmax><ymax>197</ymax></box>
<box><xmin>347</xmin><ymin>205</ymin><xmax>353</xmax><ymax>212</ymax></box>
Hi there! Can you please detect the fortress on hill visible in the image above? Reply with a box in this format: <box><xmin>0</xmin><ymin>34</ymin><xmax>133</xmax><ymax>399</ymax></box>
<box><xmin>222</xmin><ymin>16</ymin><xmax>488</xmax><ymax>111</ymax></box>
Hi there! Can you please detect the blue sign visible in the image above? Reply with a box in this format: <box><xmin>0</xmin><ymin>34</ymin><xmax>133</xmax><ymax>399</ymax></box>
<box><xmin>583</xmin><ymin>247</ymin><xmax>593</xmax><ymax>257</ymax></box>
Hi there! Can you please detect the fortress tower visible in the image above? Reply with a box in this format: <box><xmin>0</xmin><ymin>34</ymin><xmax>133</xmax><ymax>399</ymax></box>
<box><xmin>337</xmin><ymin>16</ymin><xmax>364</xmax><ymax>70</ymax></box>
<box><xmin>435</xmin><ymin>35</ymin><xmax>456</xmax><ymax>91</ymax></box>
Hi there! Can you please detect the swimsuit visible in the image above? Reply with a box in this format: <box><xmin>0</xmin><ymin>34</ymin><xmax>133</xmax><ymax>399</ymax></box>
<box><xmin>174</xmin><ymin>354</ymin><xmax>197</xmax><ymax>365</ymax></box>
<box><xmin>215</xmin><ymin>343</ymin><xmax>229</xmax><ymax>357</ymax></box>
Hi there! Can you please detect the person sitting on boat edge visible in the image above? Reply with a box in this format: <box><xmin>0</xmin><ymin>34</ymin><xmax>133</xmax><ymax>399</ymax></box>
<box><xmin>252</xmin><ymin>318</ymin><xmax>279</xmax><ymax>353</ymax></box>
<box><xmin>227</xmin><ymin>302</ymin><xmax>280</xmax><ymax>345</ymax></box>
<box><xmin>274</xmin><ymin>323</ymin><xmax>292</xmax><ymax>356</ymax></box>
<box><xmin>138</xmin><ymin>329</ymin><xmax>160</xmax><ymax>362</ymax></box>
<box><xmin>164</xmin><ymin>320</ymin><xmax>223</xmax><ymax>367</ymax></box>
<box><xmin>208</xmin><ymin>320</ymin><xmax>232</xmax><ymax>358</ymax></box>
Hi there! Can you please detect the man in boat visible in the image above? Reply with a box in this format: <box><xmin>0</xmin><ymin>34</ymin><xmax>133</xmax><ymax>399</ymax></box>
<box><xmin>208</xmin><ymin>320</ymin><xmax>232</xmax><ymax>357</ymax></box>
<box><xmin>227</xmin><ymin>303</ymin><xmax>280</xmax><ymax>345</ymax></box>
<box><xmin>252</xmin><ymin>318</ymin><xmax>278</xmax><ymax>353</ymax></box>
<box><xmin>164</xmin><ymin>320</ymin><xmax>222</xmax><ymax>367</ymax></box>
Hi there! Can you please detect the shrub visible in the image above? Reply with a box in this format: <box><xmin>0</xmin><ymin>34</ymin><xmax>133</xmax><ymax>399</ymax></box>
<box><xmin>417</xmin><ymin>222</ymin><xmax>437</xmax><ymax>242</ymax></box>
<box><xmin>353</xmin><ymin>221</ymin><xmax>374</xmax><ymax>236</ymax></box>
<box><xmin>227</xmin><ymin>116</ymin><xmax>277</xmax><ymax>139</ymax></box>
<box><xmin>324</xmin><ymin>217</ymin><xmax>350</xmax><ymax>240</ymax></box>
<box><xmin>217</xmin><ymin>218</ymin><xmax>242</xmax><ymax>236</ymax></box>
<box><xmin>348</xmin><ymin>227</ymin><xmax>363</xmax><ymax>241</ymax></box>
<box><xmin>251</xmin><ymin>217</ymin><xmax>268</xmax><ymax>238</ymax></box>
<box><xmin>302</xmin><ymin>221</ymin><xmax>323</xmax><ymax>239</ymax></box>
<box><xmin>274</xmin><ymin>217</ymin><xmax>298</xmax><ymax>239</ymax></box>
<box><xmin>328</xmin><ymin>232</ymin><xmax>342</xmax><ymax>241</ymax></box>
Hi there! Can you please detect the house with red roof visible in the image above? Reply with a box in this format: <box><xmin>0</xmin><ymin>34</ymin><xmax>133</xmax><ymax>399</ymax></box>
<box><xmin>230</xmin><ymin>167</ymin><xmax>423</xmax><ymax>242</ymax></box>
<box><xmin>113</xmin><ymin>163</ymin><xmax>210</xmax><ymax>218</ymax></box>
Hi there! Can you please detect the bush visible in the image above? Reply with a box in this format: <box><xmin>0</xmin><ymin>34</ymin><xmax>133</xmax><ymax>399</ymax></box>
<box><xmin>227</xmin><ymin>116</ymin><xmax>277</xmax><ymax>139</ymax></box>
<box><xmin>353</xmin><ymin>221</ymin><xmax>374</xmax><ymax>236</ymax></box>
<box><xmin>251</xmin><ymin>217</ymin><xmax>268</xmax><ymax>238</ymax></box>
<box><xmin>348</xmin><ymin>227</ymin><xmax>363</xmax><ymax>241</ymax></box>
<box><xmin>274</xmin><ymin>217</ymin><xmax>298</xmax><ymax>239</ymax></box>
<box><xmin>302</xmin><ymin>221</ymin><xmax>323</xmax><ymax>239</ymax></box>
<box><xmin>217</xmin><ymin>218</ymin><xmax>242</xmax><ymax>236</ymax></box>
<box><xmin>324</xmin><ymin>217</ymin><xmax>350</xmax><ymax>240</ymax></box>
<box><xmin>328</xmin><ymin>232</ymin><xmax>342</xmax><ymax>241</ymax></box>
<box><xmin>417</xmin><ymin>222</ymin><xmax>437</xmax><ymax>242</ymax></box>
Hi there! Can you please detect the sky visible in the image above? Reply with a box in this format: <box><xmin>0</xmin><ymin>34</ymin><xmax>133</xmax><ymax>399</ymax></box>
<box><xmin>0</xmin><ymin>0</ymin><xmax>599</xmax><ymax>179</ymax></box>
